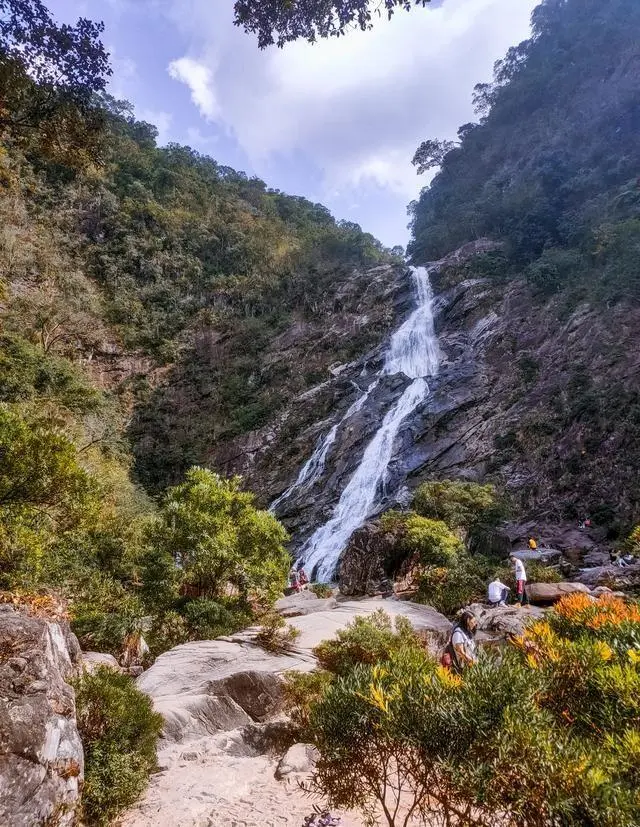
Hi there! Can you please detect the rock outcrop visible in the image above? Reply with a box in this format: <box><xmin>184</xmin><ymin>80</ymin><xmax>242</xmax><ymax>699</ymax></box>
<box><xmin>122</xmin><ymin>598</ymin><xmax>451</xmax><ymax>826</ymax></box>
<box><xmin>466</xmin><ymin>603</ymin><xmax>545</xmax><ymax>641</ymax></box>
<box><xmin>0</xmin><ymin>605</ymin><xmax>83</xmax><ymax>827</ymax></box>
<box><xmin>525</xmin><ymin>581</ymin><xmax>591</xmax><ymax>604</ymax></box>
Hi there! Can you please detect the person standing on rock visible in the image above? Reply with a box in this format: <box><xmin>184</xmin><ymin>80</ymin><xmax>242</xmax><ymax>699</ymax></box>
<box><xmin>510</xmin><ymin>555</ymin><xmax>527</xmax><ymax>605</ymax></box>
<box><xmin>487</xmin><ymin>576</ymin><xmax>510</xmax><ymax>607</ymax></box>
<box><xmin>528</xmin><ymin>537</ymin><xmax>538</xmax><ymax>552</ymax></box>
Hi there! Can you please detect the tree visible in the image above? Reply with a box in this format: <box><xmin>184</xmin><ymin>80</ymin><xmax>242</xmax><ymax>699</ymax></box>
<box><xmin>0</xmin><ymin>404</ymin><xmax>100</xmax><ymax>583</ymax></box>
<box><xmin>142</xmin><ymin>467</ymin><xmax>289</xmax><ymax>604</ymax></box>
<box><xmin>411</xmin><ymin>138</ymin><xmax>456</xmax><ymax>175</ymax></box>
<box><xmin>0</xmin><ymin>0</ymin><xmax>111</xmax><ymax>164</ymax></box>
<box><xmin>234</xmin><ymin>0</ymin><xmax>432</xmax><ymax>48</ymax></box>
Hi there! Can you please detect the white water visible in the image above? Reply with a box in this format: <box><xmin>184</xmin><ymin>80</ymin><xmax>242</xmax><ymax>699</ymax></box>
<box><xmin>269</xmin><ymin>381</ymin><xmax>376</xmax><ymax>512</ymax></box>
<box><xmin>301</xmin><ymin>266</ymin><xmax>440</xmax><ymax>581</ymax></box>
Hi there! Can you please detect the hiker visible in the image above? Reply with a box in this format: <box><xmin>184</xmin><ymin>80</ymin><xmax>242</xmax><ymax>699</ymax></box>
<box><xmin>487</xmin><ymin>576</ymin><xmax>510</xmax><ymax>607</ymax></box>
<box><xmin>298</xmin><ymin>568</ymin><xmax>309</xmax><ymax>589</ymax></box>
<box><xmin>442</xmin><ymin>610</ymin><xmax>478</xmax><ymax>672</ymax></box>
<box><xmin>289</xmin><ymin>567</ymin><xmax>301</xmax><ymax>593</ymax></box>
<box><xmin>528</xmin><ymin>537</ymin><xmax>538</xmax><ymax>551</ymax></box>
<box><xmin>510</xmin><ymin>554</ymin><xmax>527</xmax><ymax>604</ymax></box>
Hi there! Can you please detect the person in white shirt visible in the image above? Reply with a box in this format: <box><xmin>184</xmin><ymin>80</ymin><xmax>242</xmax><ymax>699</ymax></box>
<box><xmin>446</xmin><ymin>611</ymin><xmax>478</xmax><ymax>672</ymax></box>
<box><xmin>510</xmin><ymin>554</ymin><xmax>527</xmax><ymax>604</ymax></box>
<box><xmin>487</xmin><ymin>577</ymin><xmax>510</xmax><ymax>606</ymax></box>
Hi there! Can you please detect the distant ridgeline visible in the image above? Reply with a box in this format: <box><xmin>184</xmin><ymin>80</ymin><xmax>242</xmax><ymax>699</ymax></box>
<box><xmin>409</xmin><ymin>0</ymin><xmax>640</xmax><ymax>302</ymax></box>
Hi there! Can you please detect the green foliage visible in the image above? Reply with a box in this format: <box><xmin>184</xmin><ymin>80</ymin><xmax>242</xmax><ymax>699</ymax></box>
<box><xmin>416</xmin><ymin>556</ymin><xmax>489</xmax><ymax>617</ymax></box>
<box><xmin>402</xmin><ymin>514</ymin><xmax>463</xmax><ymax>566</ymax></box>
<box><xmin>180</xmin><ymin>598</ymin><xmax>239</xmax><ymax>640</ymax></box>
<box><xmin>310</xmin><ymin>583</ymin><xmax>333</xmax><ymax>599</ymax></box>
<box><xmin>282</xmin><ymin>669</ymin><xmax>334</xmax><ymax>730</ymax></box>
<box><xmin>301</xmin><ymin>601</ymin><xmax>640</xmax><ymax>827</ymax></box>
<box><xmin>73</xmin><ymin>667</ymin><xmax>163</xmax><ymax>826</ymax></box>
<box><xmin>234</xmin><ymin>0</ymin><xmax>432</xmax><ymax>48</ymax></box>
<box><xmin>314</xmin><ymin>610</ymin><xmax>423</xmax><ymax>677</ymax></box>
<box><xmin>254</xmin><ymin>611</ymin><xmax>300</xmax><ymax>653</ymax></box>
<box><xmin>408</xmin><ymin>0</ymin><xmax>640</xmax><ymax>306</ymax></box>
<box><xmin>412</xmin><ymin>480</ymin><xmax>504</xmax><ymax>531</ymax></box>
<box><xmin>142</xmin><ymin>467</ymin><xmax>289</xmax><ymax>605</ymax></box>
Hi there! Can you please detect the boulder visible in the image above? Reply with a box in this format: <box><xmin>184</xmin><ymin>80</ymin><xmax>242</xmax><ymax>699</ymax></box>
<box><xmin>526</xmin><ymin>581</ymin><xmax>591</xmax><ymax>605</ymax></box>
<box><xmin>275</xmin><ymin>743</ymin><xmax>319</xmax><ymax>781</ymax></box>
<box><xmin>136</xmin><ymin>597</ymin><xmax>452</xmax><ymax>743</ymax></box>
<box><xmin>81</xmin><ymin>651</ymin><xmax>122</xmax><ymax>673</ymax></box>
<box><xmin>510</xmin><ymin>549</ymin><xmax>563</xmax><ymax>564</ymax></box>
<box><xmin>0</xmin><ymin>605</ymin><xmax>84</xmax><ymax>827</ymax></box>
<box><xmin>338</xmin><ymin>522</ymin><xmax>401</xmax><ymax>596</ymax></box>
<box><xmin>466</xmin><ymin>603</ymin><xmax>545</xmax><ymax>640</ymax></box>
<box><xmin>573</xmin><ymin>562</ymin><xmax>640</xmax><ymax>589</ymax></box>
<box><xmin>275</xmin><ymin>590</ymin><xmax>337</xmax><ymax>617</ymax></box>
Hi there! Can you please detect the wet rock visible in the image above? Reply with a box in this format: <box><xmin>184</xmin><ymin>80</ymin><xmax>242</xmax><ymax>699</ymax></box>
<box><xmin>526</xmin><ymin>581</ymin><xmax>591</xmax><ymax>605</ymax></box>
<box><xmin>338</xmin><ymin>521</ymin><xmax>404</xmax><ymax>596</ymax></box>
<box><xmin>0</xmin><ymin>607</ymin><xmax>83</xmax><ymax>827</ymax></box>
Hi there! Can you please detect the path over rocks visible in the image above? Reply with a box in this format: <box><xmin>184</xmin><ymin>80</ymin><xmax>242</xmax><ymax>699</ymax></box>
<box><xmin>121</xmin><ymin>597</ymin><xmax>451</xmax><ymax>827</ymax></box>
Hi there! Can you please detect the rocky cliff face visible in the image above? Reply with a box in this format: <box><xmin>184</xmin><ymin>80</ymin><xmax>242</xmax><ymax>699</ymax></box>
<box><xmin>0</xmin><ymin>605</ymin><xmax>84</xmax><ymax>827</ymax></box>
<box><xmin>220</xmin><ymin>242</ymin><xmax>640</xmax><ymax>557</ymax></box>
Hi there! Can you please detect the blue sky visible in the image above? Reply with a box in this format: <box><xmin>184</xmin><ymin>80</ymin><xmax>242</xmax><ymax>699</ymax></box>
<box><xmin>49</xmin><ymin>0</ymin><xmax>537</xmax><ymax>247</ymax></box>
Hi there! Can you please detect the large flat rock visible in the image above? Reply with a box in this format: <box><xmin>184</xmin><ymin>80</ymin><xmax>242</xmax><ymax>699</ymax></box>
<box><xmin>136</xmin><ymin>597</ymin><xmax>451</xmax><ymax>743</ymax></box>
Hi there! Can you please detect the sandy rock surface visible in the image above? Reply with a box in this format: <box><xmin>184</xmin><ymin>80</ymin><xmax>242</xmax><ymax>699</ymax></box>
<box><xmin>121</xmin><ymin>597</ymin><xmax>450</xmax><ymax>827</ymax></box>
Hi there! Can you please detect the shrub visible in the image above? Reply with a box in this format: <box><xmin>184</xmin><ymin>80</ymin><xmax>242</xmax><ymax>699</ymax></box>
<box><xmin>255</xmin><ymin>611</ymin><xmax>300</xmax><ymax>652</ymax></box>
<box><xmin>417</xmin><ymin>557</ymin><xmax>488</xmax><ymax>616</ymax></box>
<box><xmin>314</xmin><ymin>610</ymin><xmax>422</xmax><ymax>676</ymax></box>
<box><xmin>303</xmin><ymin>599</ymin><xmax>640</xmax><ymax>827</ymax></box>
<box><xmin>148</xmin><ymin>611</ymin><xmax>190</xmax><ymax>655</ymax></box>
<box><xmin>181</xmin><ymin>598</ymin><xmax>238</xmax><ymax>639</ymax></box>
<box><xmin>412</xmin><ymin>480</ymin><xmax>504</xmax><ymax>531</ymax></box>
<box><xmin>282</xmin><ymin>669</ymin><xmax>333</xmax><ymax>730</ymax></box>
<box><xmin>73</xmin><ymin>667</ymin><xmax>163</xmax><ymax>826</ymax></box>
<box><xmin>310</xmin><ymin>583</ymin><xmax>333</xmax><ymax>599</ymax></box>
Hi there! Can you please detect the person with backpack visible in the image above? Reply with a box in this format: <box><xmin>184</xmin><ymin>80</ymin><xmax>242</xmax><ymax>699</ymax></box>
<box><xmin>442</xmin><ymin>610</ymin><xmax>478</xmax><ymax>672</ymax></box>
<box><xmin>510</xmin><ymin>554</ymin><xmax>527</xmax><ymax>605</ymax></box>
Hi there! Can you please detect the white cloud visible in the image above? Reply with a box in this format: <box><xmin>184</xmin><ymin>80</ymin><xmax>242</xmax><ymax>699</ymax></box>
<box><xmin>163</xmin><ymin>0</ymin><xmax>536</xmax><ymax>204</ymax></box>
<box><xmin>168</xmin><ymin>56</ymin><xmax>219</xmax><ymax>121</ymax></box>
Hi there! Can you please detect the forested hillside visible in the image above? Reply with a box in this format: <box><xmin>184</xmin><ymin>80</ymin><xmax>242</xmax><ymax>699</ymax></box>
<box><xmin>0</xmin><ymin>0</ymin><xmax>395</xmax><ymax>666</ymax></box>
<box><xmin>409</xmin><ymin>0</ymin><xmax>640</xmax><ymax>301</ymax></box>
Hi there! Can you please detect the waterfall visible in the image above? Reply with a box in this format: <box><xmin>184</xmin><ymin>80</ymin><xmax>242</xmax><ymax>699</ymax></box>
<box><xmin>269</xmin><ymin>381</ymin><xmax>377</xmax><ymax>512</ymax></box>
<box><xmin>300</xmin><ymin>266</ymin><xmax>440</xmax><ymax>581</ymax></box>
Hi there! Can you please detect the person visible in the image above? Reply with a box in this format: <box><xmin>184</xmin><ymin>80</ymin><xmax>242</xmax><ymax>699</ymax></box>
<box><xmin>289</xmin><ymin>567</ymin><xmax>301</xmax><ymax>593</ymax></box>
<box><xmin>528</xmin><ymin>537</ymin><xmax>538</xmax><ymax>551</ymax></box>
<box><xmin>487</xmin><ymin>576</ymin><xmax>510</xmax><ymax>607</ymax></box>
<box><xmin>298</xmin><ymin>568</ymin><xmax>309</xmax><ymax>589</ymax></box>
<box><xmin>510</xmin><ymin>554</ymin><xmax>527</xmax><ymax>604</ymax></box>
<box><xmin>442</xmin><ymin>610</ymin><xmax>478</xmax><ymax>673</ymax></box>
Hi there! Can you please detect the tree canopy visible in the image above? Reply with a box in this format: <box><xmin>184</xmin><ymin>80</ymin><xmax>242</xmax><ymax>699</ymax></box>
<box><xmin>234</xmin><ymin>0</ymin><xmax>432</xmax><ymax>48</ymax></box>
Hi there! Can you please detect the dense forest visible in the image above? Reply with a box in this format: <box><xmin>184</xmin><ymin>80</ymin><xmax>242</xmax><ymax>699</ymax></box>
<box><xmin>409</xmin><ymin>0</ymin><xmax>640</xmax><ymax>303</ymax></box>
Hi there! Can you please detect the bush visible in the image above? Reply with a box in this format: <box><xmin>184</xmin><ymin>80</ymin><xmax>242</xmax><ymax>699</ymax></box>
<box><xmin>181</xmin><ymin>598</ymin><xmax>238</xmax><ymax>640</ymax></box>
<box><xmin>417</xmin><ymin>556</ymin><xmax>489</xmax><ymax>616</ymax></box>
<box><xmin>255</xmin><ymin>611</ymin><xmax>300</xmax><ymax>652</ymax></box>
<box><xmin>314</xmin><ymin>610</ymin><xmax>422</xmax><ymax>676</ymax></box>
<box><xmin>282</xmin><ymin>669</ymin><xmax>334</xmax><ymax>730</ymax></box>
<box><xmin>148</xmin><ymin>611</ymin><xmax>190</xmax><ymax>655</ymax></box>
<box><xmin>412</xmin><ymin>480</ymin><xmax>504</xmax><ymax>531</ymax></box>
<box><xmin>302</xmin><ymin>599</ymin><xmax>640</xmax><ymax>827</ymax></box>
<box><xmin>73</xmin><ymin>667</ymin><xmax>163</xmax><ymax>826</ymax></box>
<box><xmin>310</xmin><ymin>583</ymin><xmax>333</xmax><ymax>599</ymax></box>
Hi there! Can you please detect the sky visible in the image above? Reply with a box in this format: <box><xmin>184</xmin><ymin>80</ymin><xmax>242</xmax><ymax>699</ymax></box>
<box><xmin>48</xmin><ymin>0</ymin><xmax>538</xmax><ymax>247</ymax></box>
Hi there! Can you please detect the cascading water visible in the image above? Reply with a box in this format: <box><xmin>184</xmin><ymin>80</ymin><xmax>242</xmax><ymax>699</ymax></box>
<box><xmin>270</xmin><ymin>381</ymin><xmax>376</xmax><ymax>512</ymax></box>
<box><xmin>300</xmin><ymin>266</ymin><xmax>440</xmax><ymax>581</ymax></box>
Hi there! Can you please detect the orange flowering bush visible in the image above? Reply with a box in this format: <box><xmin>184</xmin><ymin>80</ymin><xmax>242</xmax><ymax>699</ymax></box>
<box><xmin>546</xmin><ymin>593</ymin><xmax>640</xmax><ymax>656</ymax></box>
